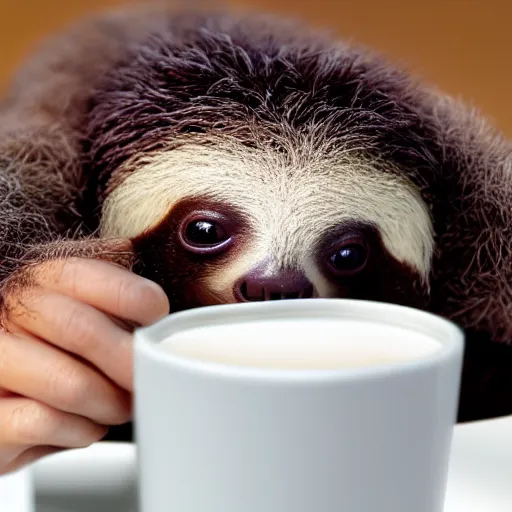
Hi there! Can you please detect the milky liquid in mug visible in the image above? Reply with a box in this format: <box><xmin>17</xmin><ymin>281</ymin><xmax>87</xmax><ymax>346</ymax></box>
<box><xmin>158</xmin><ymin>318</ymin><xmax>441</xmax><ymax>370</ymax></box>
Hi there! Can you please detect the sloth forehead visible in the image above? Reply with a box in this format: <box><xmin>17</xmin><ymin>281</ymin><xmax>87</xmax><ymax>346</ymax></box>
<box><xmin>85</xmin><ymin>13</ymin><xmax>440</xmax><ymax>205</ymax></box>
<box><xmin>101</xmin><ymin>142</ymin><xmax>434</xmax><ymax>277</ymax></box>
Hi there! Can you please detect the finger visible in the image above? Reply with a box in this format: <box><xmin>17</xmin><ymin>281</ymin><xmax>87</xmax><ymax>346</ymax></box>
<box><xmin>0</xmin><ymin>398</ymin><xmax>107</xmax><ymax>448</ymax></box>
<box><xmin>2</xmin><ymin>446</ymin><xmax>65</xmax><ymax>476</ymax></box>
<box><xmin>32</xmin><ymin>257</ymin><xmax>169</xmax><ymax>326</ymax></box>
<box><xmin>0</xmin><ymin>401</ymin><xmax>94</xmax><ymax>475</ymax></box>
<box><xmin>6</xmin><ymin>291</ymin><xmax>135</xmax><ymax>391</ymax></box>
<box><xmin>0</xmin><ymin>331</ymin><xmax>131</xmax><ymax>425</ymax></box>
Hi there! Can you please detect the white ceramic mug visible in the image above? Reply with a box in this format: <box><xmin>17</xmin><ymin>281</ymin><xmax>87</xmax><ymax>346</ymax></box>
<box><xmin>134</xmin><ymin>298</ymin><xmax>464</xmax><ymax>512</ymax></box>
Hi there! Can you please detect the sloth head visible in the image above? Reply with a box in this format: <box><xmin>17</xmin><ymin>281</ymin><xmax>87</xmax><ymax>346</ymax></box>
<box><xmin>85</xmin><ymin>11</ymin><xmax>439</xmax><ymax>312</ymax></box>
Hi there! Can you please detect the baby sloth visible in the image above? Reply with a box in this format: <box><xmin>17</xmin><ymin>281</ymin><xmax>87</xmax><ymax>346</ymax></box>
<box><xmin>0</xmin><ymin>3</ymin><xmax>511</xmax><ymax>437</ymax></box>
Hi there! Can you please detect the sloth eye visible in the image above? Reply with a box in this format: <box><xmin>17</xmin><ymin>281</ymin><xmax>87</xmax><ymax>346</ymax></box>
<box><xmin>328</xmin><ymin>243</ymin><xmax>368</xmax><ymax>275</ymax></box>
<box><xmin>185</xmin><ymin>220</ymin><xmax>227</xmax><ymax>246</ymax></box>
<box><xmin>180</xmin><ymin>215</ymin><xmax>232</xmax><ymax>255</ymax></box>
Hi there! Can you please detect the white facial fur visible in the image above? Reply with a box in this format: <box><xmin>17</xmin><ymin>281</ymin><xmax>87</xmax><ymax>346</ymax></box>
<box><xmin>100</xmin><ymin>140</ymin><xmax>434</xmax><ymax>299</ymax></box>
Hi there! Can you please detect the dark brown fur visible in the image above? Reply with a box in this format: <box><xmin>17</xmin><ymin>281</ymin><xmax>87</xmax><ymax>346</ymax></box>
<box><xmin>0</xmin><ymin>4</ymin><xmax>511</xmax><ymax>431</ymax></box>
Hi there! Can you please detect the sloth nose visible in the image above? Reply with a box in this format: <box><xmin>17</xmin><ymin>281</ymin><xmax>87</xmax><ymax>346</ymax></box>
<box><xmin>235</xmin><ymin>267</ymin><xmax>315</xmax><ymax>302</ymax></box>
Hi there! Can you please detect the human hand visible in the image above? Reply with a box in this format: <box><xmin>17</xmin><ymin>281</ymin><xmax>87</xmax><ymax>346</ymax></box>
<box><xmin>0</xmin><ymin>254</ymin><xmax>169</xmax><ymax>474</ymax></box>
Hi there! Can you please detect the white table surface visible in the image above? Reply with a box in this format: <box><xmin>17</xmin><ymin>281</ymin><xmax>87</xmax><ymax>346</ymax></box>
<box><xmin>1</xmin><ymin>414</ymin><xmax>511</xmax><ymax>511</ymax></box>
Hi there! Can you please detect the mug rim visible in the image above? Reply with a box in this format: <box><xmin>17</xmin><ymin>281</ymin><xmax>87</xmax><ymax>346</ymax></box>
<box><xmin>134</xmin><ymin>298</ymin><xmax>464</xmax><ymax>382</ymax></box>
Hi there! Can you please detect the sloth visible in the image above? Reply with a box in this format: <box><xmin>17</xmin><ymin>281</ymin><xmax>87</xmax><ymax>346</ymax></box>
<box><xmin>0</xmin><ymin>3</ymin><xmax>511</xmax><ymax>440</ymax></box>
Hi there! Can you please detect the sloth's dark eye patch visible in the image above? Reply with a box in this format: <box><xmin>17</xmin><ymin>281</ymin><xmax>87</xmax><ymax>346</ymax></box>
<box><xmin>179</xmin><ymin>212</ymin><xmax>233</xmax><ymax>255</ymax></box>
<box><xmin>327</xmin><ymin>242</ymin><xmax>368</xmax><ymax>276</ymax></box>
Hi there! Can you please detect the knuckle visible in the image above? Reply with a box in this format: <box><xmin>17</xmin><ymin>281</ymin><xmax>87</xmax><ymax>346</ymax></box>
<box><xmin>59</xmin><ymin>303</ymin><xmax>99</xmax><ymax>354</ymax></box>
<box><xmin>50</xmin><ymin>362</ymin><xmax>91</xmax><ymax>410</ymax></box>
<box><xmin>10</xmin><ymin>402</ymin><xmax>56</xmax><ymax>445</ymax></box>
<box><xmin>114</xmin><ymin>278</ymin><xmax>135</xmax><ymax>317</ymax></box>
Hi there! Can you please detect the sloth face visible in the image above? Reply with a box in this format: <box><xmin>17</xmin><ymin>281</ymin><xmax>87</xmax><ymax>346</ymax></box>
<box><xmin>86</xmin><ymin>14</ymin><xmax>440</xmax><ymax>313</ymax></box>
<box><xmin>100</xmin><ymin>142</ymin><xmax>434</xmax><ymax>312</ymax></box>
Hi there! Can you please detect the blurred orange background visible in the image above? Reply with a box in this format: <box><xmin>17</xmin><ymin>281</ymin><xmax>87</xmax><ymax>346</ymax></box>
<box><xmin>1</xmin><ymin>0</ymin><xmax>511</xmax><ymax>135</ymax></box>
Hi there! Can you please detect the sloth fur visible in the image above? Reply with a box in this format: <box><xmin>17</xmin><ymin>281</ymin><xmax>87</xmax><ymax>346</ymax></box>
<box><xmin>0</xmin><ymin>3</ymin><xmax>511</xmax><ymax>434</ymax></box>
